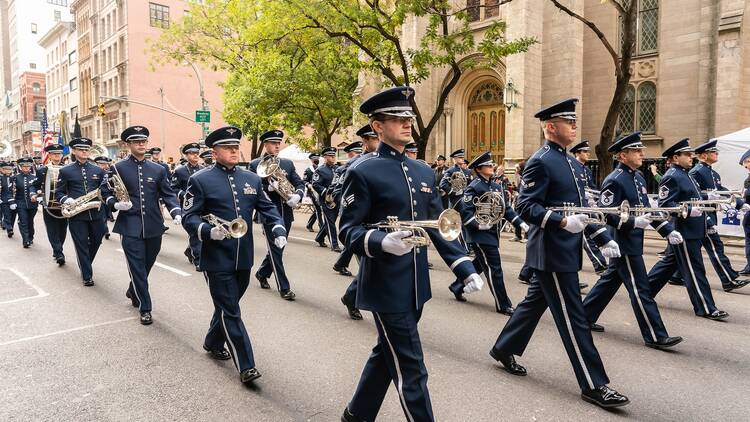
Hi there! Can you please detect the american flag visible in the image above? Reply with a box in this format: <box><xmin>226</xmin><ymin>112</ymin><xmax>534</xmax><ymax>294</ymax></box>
<box><xmin>40</xmin><ymin>108</ymin><xmax>56</xmax><ymax>164</ymax></box>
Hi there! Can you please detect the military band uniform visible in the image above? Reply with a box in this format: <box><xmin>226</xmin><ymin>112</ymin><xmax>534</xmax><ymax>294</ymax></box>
<box><xmin>742</xmin><ymin>149</ymin><xmax>750</xmax><ymax>274</ymax></box>
<box><xmin>11</xmin><ymin>160</ymin><xmax>39</xmax><ymax>247</ymax></box>
<box><xmin>569</xmin><ymin>145</ymin><xmax>607</xmax><ymax>274</ymax></box>
<box><xmin>303</xmin><ymin>154</ymin><xmax>323</xmax><ymax>232</ymax></box>
<box><xmin>54</xmin><ymin>144</ymin><xmax>107</xmax><ymax>284</ymax></box>
<box><xmin>182</xmin><ymin>126</ymin><xmax>287</xmax><ymax>383</ymax></box>
<box><xmin>33</xmin><ymin>157</ymin><xmax>68</xmax><ymax>263</ymax></box>
<box><xmin>0</xmin><ymin>164</ymin><xmax>17</xmax><ymax>237</ymax></box>
<box><xmin>331</xmin><ymin>142</ymin><xmax>364</xmax><ymax>275</ymax></box>
<box><xmin>438</xmin><ymin>153</ymin><xmax>471</xmax><ymax>210</ymax></box>
<box><xmin>171</xmin><ymin>143</ymin><xmax>204</xmax><ymax>268</ymax></box>
<box><xmin>312</xmin><ymin>151</ymin><xmax>340</xmax><ymax>251</ymax></box>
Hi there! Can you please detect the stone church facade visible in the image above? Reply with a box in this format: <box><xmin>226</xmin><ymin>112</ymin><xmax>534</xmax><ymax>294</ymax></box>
<box><xmin>357</xmin><ymin>0</ymin><xmax>750</xmax><ymax>166</ymax></box>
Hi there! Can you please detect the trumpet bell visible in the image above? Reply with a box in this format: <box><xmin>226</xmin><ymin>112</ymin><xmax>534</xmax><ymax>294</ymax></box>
<box><xmin>227</xmin><ymin>217</ymin><xmax>248</xmax><ymax>238</ymax></box>
<box><xmin>436</xmin><ymin>209</ymin><xmax>462</xmax><ymax>241</ymax></box>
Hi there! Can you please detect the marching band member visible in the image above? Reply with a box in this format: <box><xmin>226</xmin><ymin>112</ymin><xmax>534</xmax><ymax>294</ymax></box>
<box><xmin>200</xmin><ymin>149</ymin><xmax>213</xmax><ymax>166</ymax></box>
<box><xmin>582</xmin><ymin>132</ymin><xmax>684</xmax><ymax>349</ymax></box>
<box><xmin>94</xmin><ymin>156</ymin><xmax>114</xmax><ymax>240</ymax></box>
<box><xmin>647</xmin><ymin>139</ymin><xmax>729</xmax><ymax>320</ymax></box>
<box><xmin>404</xmin><ymin>141</ymin><xmax>418</xmax><ymax>159</ymax></box>
<box><xmin>330</xmin><ymin>141</ymin><xmax>364</xmax><ymax>277</ymax></box>
<box><xmin>171</xmin><ymin>142</ymin><xmax>204</xmax><ymax>268</ymax></box>
<box><xmin>303</xmin><ymin>153</ymin><xmax>323</xmax><ymax>233</ymax></box>
<box><xmin>740</xmin><ymin>148</ymin><xmax>750</xmax><ymax>275</ymax></box>
<box><xmin>102</xmin><ymin>126</ymin><xmax>182</xmax><ymax>325</ymax></box>
<box><xmin>680</xmin><ymin>140</ymin><xmax>749</xmax><ymax>291</ymax></box>
<box><xmin>33</xmin><ymin>144</ymin><xmax>68</xmax><ymax>264</ymax></box>
<box><xmin>0</xmin><ymin>160</ymin><xmax>16</xmax><ymax>237</ymax></box>
<box><xmin>312</xmin><ymin>146</ymin><xmax>341</xmax><ymax>251</ymax></box>
<box><xmin>55</xmin><ymin>138</ymin><xmax>107</xmax><ymax>285</ymax></box>
<box><xmin>339</xmin><ymin>86</ymin><xmax>483</xmax><ymax>422</ymax></box>
<box><xmin>433</xmin><ymin>154</ymin><xmax>448</xmax><ymax>209</ymax></box>
<box><xmin>450</xmin><ymin>151</ymin><xmax>527</xmax><ymax>315</ymax></box>
<box><xmin>489</xmin><ymin>98</ymin><xmax>629</xmax><ymax>409</ymax></box>
<box><xmin>11</xmin><ymin>158</ymin><xmax>39</xmax><ymax>248</ymax></box>
<box><xmin>149</xmin><ymin>147</ymin><xmax>172</xmax><ymax>176</ymax></box>
<box><xmin>570</xmin><ymin>140</ymin><xmax>607</xmax><ymax>274</ymax></box>
<box><xmin>340</xmin><ymin>124</ymin><xmax>380</xmax><ymax>320</ymax></box>
<box><xmin>182</xmin><ymin>126</ymin><xmax>287</xmax><ymax>385</ymax></box>
<box><xmin>247</xmin><ymin>130</ymin><xmax>304</xmax><ymax>300</ymax></box>
<box><xmin>439</xmin><ymin>149</ymin><xmax>471</xmax><ymax>209</ymax></box>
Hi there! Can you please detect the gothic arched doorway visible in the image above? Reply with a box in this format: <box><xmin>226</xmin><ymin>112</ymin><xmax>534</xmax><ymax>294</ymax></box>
<box><xmin>467</xmin><ymin>81</ymin><xmax>505</xmax><ymax>163</ymax></box>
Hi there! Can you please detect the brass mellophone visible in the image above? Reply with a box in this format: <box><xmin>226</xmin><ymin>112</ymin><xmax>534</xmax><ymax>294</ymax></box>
<box><xmin>61</xmin><ymin>189</ymin><xmax>103</xmax><ymax>218</ymax></box>
<box><xmin>547</xmin><ymin>201</ymin><xmax>630</xmax><ymax>225</ymax></box>
<box><xmin>365</xmin><ymin>209</ymin><xmax>462</xmax><ymax>247</ymax></box>
<box><xmin>202</xmin><ymin>214</ymin><xmax>248</xmax><ymax>239</ymax></box>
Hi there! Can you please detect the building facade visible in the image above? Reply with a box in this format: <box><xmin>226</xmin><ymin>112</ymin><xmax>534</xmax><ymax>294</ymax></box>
<box><xmin>71</xmin><ymin>0</ymin><xmax>227</xmax><ymax>161</ymax></box>
<box><xmin>38</xmin><ymin>20</ymin><xmax>78</xmax><ymax>142</ymax></box>
<box><xmin>372</xmin><ymin>0</ymin><xmax>750</xmax><ymax>165</ymax></box>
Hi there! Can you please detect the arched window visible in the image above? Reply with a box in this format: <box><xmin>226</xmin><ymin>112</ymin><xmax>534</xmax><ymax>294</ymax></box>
<box><xmin>32</xmin><ymin>82</ymin><xmax>40</xmax><ymax>93</ymax></box>
<box><xmin>637</xmin><ymin>81</ymin><xmax>657</xmax><ymax>134</ymax></box>
<box><xmin>617</xmin><ymin>85</ymin><xmax>636</xmax><ymax>136</ymax></box>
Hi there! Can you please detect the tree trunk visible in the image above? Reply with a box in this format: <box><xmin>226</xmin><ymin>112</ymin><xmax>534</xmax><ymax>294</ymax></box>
<box><xmin>597</xmin><ymin>74</ymin><xmax>631</xmax><ymax>183</ymax></box>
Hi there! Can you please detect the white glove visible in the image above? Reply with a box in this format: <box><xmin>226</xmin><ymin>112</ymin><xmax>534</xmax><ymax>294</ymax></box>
<box><xmin>520</xmin><ymin>222</ymin><xmax>530</xmax><ymax>233</ymax></box>
<box><xmin>63</xmin><ymin>197</ymin><xmax>75</xmax><ymax>205</ymax></box>
<box><xmin>707</xmin><ymin>192</ymin><xmax>722</xmax><ymax>200</ymax></box>
<box><xmin>114</xmin><ymin>201</ymin><xmax>132</xmax><ymax>211</ymax></box>
<box><xmin>600</xmin><ymin>240</ymin><xmax>621</xmax><ymax>258</ymax></box>
<box><xmin>274</xmin><ymin>236</ymin><xmax>287</xmax><ymax>249</ymax></box>
<box><xmin>286</xmin><ymin>194</ymin><xmax>301</xmax><ymax>208</ymax></box>
<box><xmin>9</xmin><ymin>203</ymin><xmax>17</xmax><ymax>210</ymax></box>
<box><xmin>689</xmin><ymin>206</ymin><xmax>703</xmax><ymax>217</ymax></box>
<box><xmin>742</xmin><ymin>204</ymin><xmax>750</xmax><ymax>212</ymax></box>
<box><xmin>268</xmin><ymin>180</ymin><xmax>279</xmax><ymax>192</ymax></box>
<box><xmin>561</xmin><ymin>214</ymin><xmax>588</xmax><ymax>234</ymax></box>
<box><xmin>210</xmin><ymin>226</ymin><xmax>226</xmax><ymax>240</ymax></box>
<box><xmin>381</xmin><ymin>230</ymin><xmax>415</xmax><ymax>256</ymax></box>
<box><xmin>463</xmin><ymin>273</ymin><xmax>484</xmax><ymax>294</ymax></box>
<box><xmin>172</xmin><ymin>214</ymin><xmax>182</xmax><ymax>225</ymax></box>
<box><xmin>667</xmin><ymin>231</ymin><xmax>684</xmax><ymax>245</ymax></box>
<box><xmin>478</xmin><ymin>223</ymin><xmax>493</xmax><ymax>230</ymax></box>
<box><xmin>634</xmin><ymin>213</ymin><xmax>652</xmax><ymax>229</ymax></box>
<box><xmin>719</xmin><ymin>203</ymin><xmax>730</xmax><ymax>212</ymax></box>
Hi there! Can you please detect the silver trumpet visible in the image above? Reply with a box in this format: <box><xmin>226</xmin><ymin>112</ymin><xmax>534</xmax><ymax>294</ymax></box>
<box><xmin>681</xmin><ymin>195</ymin><xmax>737</xmax><ymax>212</ymax></box>
<box><xmin>630</xmin><ymin>203</ymin><xmax>689</xmax><ymax>220</ymax></box>
<box><xmin>365</xmin><ymin>209</ymin><xmax>462</xmax><ymax>247</ymax></box>
<box><xmin>202</xmin><ymin>214</ymin><xmax>248</xmax><ymax>239</ymax></box>
<box><xmin>701</xmin><ymin>189</ymin><xmax>744</xmax><ymax>197</ymax></box>
<box><xmin>584</xmin><ymin>187</ymin><xmax>601</xmax><ymax>200</ymax></box>
<box><xmin>547</xmin><ymin>201</ymin><xmax>631</xmax><ymax>225</ymax></box>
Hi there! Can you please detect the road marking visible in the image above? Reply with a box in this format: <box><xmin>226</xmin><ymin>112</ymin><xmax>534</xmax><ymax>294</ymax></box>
<box><xmin>289</xmin><ymin>236</ymin><xmax>316</xmax><ymax>243</ymax></box>
<box><xmin>0</xmin><ymin>317</ymin><xmax>137</xmax><ymax>347</ymax></box>
<box><xmin>0</xmin><ymin>268</ymin><xmax>49</xmax><ymax>305</ymax></box>
<box><xmin>115</xmin><ymin>249</ymin><xmax>192</xmax><ymax>277</ymax></box>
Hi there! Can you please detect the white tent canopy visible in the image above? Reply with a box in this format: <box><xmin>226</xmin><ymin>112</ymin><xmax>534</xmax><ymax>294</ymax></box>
<box><xmin>711</xmin><ymin>127</ymin><xmax>750</xmax><ymax>237</ymax></box>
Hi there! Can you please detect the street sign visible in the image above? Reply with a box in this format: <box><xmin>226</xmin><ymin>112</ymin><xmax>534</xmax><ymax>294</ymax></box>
<box><xmin>202</xmin><ymin>125</ymin><xmax>210</xmax><ymax>139</ymax></box>
<box><xmin>195</xmin><ymin>110</ymin><xmax>211</xmax><ymax>123</ymax></box>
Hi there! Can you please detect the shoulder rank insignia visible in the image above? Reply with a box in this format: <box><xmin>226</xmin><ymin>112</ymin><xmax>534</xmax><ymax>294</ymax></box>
<box><xmin>183</xmin><ymin>192</ymin><xmax>194</xmax><ymax>210</ymax></box>
<box><xmin>600</xmin><ymin>189</ymin><xmax>614</xmax><ymax>206</ymax></box>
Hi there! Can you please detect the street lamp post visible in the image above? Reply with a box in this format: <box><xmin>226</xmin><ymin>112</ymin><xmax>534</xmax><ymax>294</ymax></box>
<box><xmin>186</xmin><ymin>61</ymin><xmax>209</xmax><ymax>140</ymax></box>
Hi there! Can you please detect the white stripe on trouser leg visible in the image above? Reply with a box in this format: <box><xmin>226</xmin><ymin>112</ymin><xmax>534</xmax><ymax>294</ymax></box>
<box><xmin>476</xmin><ymin>246</ymin><xmax>501</xmax><ymax>311</ymax></box>
<box><xmin>583</xmin><ymin>236</ymin><xmax>604</xmax><ymax>269</ymax></box>
<box><xmin>374</xmin><ymin>313</ymin><xmax>415</xmax><ymax>422</ymax></box>
<box><xmin>681</xmin><ymin>242</ymin><xmax>710</xmax><ymax>314</ymax></box>
<box><xmin>625</xmin><ymin>256</ymin><xmax>657</xmax><ymax>342</ymax></box>
<box><xmin>551</xmin><ymin>272</ymin><xmax>594</xmax><ymax>390</ymax></box>
<box><xmin>707</xmin><ymin>235</ymin><xmax>733</xmax><ymax>282</ymax></box>
<box><xmin>326</xmin><ymin>212</ymin><xmax>336</xmax><ymax>249</ymax></box>
<box><xmin>262</xmin><ymin>225</ymin><xmax>282</xmax><ymax>291</ymax></box>
<box><xmin>122</xmin><ymin>239</ymin><xmax>142</xmax><ymax>312</ymax></box>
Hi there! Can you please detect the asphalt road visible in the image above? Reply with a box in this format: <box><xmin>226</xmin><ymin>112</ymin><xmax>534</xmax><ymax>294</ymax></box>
<box><xmin>1</xmin><ymin>212</ymin><xmax>749</xmax><ymax>421</ymax></box>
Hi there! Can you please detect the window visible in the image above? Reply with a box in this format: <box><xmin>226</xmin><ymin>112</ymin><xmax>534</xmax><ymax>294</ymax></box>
<box><xmin>467</xmin><ymin>0</ymin><xmax>480</xmax><ymax>22</ymax></box>
<box><xmin>485</xmin><ymin>0</ymin><xmax>499</xmax><ymax>18</ymax></box>
<box><xmin>620</xmin><ymin>0</ymin><xmax>659</xmax><ymax>56</ymax></box>
<box><xmin>467</xmin><ymin>0</ymin><xmax>500</xmax><ymax>22</ymax></box>
<box><xmin>68</xmin><ymin>50</ymin><xmax>76</xmax><ymax>64</ymax></box>
<box><xmin>32</xmin><ymin>83</ymin><xmax>41</xmax><ymax>93</ymax></box>
<box><xmin>70</xmin><ymin>106</ymin><xmax>78</xmax><ymax>118</ymax></box>
<box><xmin>33</xmin><ymin>103</ymin><xmax>45</xmax><ymax>121</ymax></box>
<box><xmin>47</xmin><ymin>0</ymin><xmax>68</xmax><ymax>5</ymax></box>
<box><xmin>29</xmin><ymin>63</ymin><xmax>37</xmax><ymax>69</ymax></box>
<box><xmin>617</xmin><ymin>82</ymin><xmax>657</xmax><ymax>136</ymax></box>
<box><xmin>31</xmin><ymin>23</ymin><xmax>37</xmax><ymax>34</ymax></box>
<box><xmin>149</xmin><ymin>3</ymin><xmax>170</xmax><ymax>29</ymax></box>
<box><xmin>54</xmin><ymin>10</ymin><xmax>61</xmax><ymax>22</ymax></box>
<box><xmin>70</xmin><ymin>77</ymin><xmax>78</xmax><ymax>91</ymax></box>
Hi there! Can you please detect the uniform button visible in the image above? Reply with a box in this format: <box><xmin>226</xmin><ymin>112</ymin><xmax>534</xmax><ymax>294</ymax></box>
<box><xmin>404</xmin><ymin>167</ymin><xmax>409</xmax><ymax>172</ymax></box>
<box><xmin>411</xmin><ymin>188</ymin><xmax>416</xmax><ymax>193</ymax></box>
<box><xmin>236</xmin><ymin>207</ymin><xmax>240</xmax><ymax>211</ymax></box>
<box><xmin>408</xmin><ymin>177</ymin><xmax>413</xmax><ymax>182</ymax></box>
<box><xmin>413</xmin><ymin>212</ymin><xmax>417</xmax><ymax>217</ymax></box>
<box><xmin>231</xmin><ymin>184</ymin><xmax>236</xmax><ymax>187</ymax></box>
<box><xmin>413</xmin><ymin>200</ymin><xmax>417</xmax><ymax>205</ymax></box>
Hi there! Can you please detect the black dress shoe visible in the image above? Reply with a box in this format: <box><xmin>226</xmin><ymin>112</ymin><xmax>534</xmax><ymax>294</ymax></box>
<box><xmin>202</xmin><ymin>344</ymin><xmax>232</xmax><ymax>360</ymax></box>
<box><xmin>317</xmin><ymin>240</ymin><xmax>327</xmax><ymax>248</ymax></box>
<box><xmin>332</xmin><ymin>246</ymin><xmax>343</xmax><ymax>253</ymax></box>
<box><xmin>22</xmin><ymin>242</ymin><xmax>29</xmax><ymax>248</ymax></box>
<box><xmin>163</xmin><ymin>225</ymin><xmax>169</xmax><ymax>232</ymax></box>
<box><xmin>579</xmin><ymin>282</ymin><xmax>588</xmax><ymax>289</ymax></box>
<box><xmin>518</xmin><ymin>277</ymin><xmax>530</xmax><ymax>285</ymax></box>
<box><xmin>341</xmin><ymin>296</ymin><xmax>363</xmax><ymax>320</ymax></box>
<box><xmin>724</xmin><ymin>279</ymin><xmax>750</xmax><ymax>292</ymax></box>
<box><xmin>645</xmin><ymin>336</ymin><xmax>683</xmax><ymax>350</ymax></box>
<box><xmin>125</xmin><ymin>290</ymin><xmax>140</xmax><ymax>308</ymax></box>
<box><xmin>333</xmin><ymin>265</ymin><xmax>353</xmax><ymax>276</ymax></box>
<box><xmin>590</xmin><ymin>323</ymin><xmax>605</xmax><ymax>332</ymax></box>
<box><xmin>498</xmin><ymin>307</ymin><xmax>515</xmax><ymax>316</ymax></box>
<box><xmin>7</xmin><ymin>231</ymin><xmax>13</xmax><ymax>238</ymax></box>
<box><xmin>581</xmin><ymin>385</ymin><xmax>630</xmax><ymax>408</ymax></box>
<box><xmin>489</xmin><ymin>349</ymin><xmax>527</xmax><ymax>376</ymax></box>
<box><xmin>668</xmin><ymin>278</ymin><xmax>684</xmax><ymax>286</ymax></box>
<box><xmin>83</xmin><ymin>279</ymin><xmax>95</xmax><ymax>287</ymax></box>
<box><xmin>184</xmin><ymin>248</ymin><xmax>194</xmax><ymax>264</ymax></box>
<box><xmin>703</xmin><ymin>310</ymin><xmax>729</xmax><ymax>320</ymax></box>
<box><xmin>56</xmin><ymin>256</ymin><xmax>65</xmax><ymax>266</ymax></box>
<box><xmin>450</xmin><ymin>286</ymin><xmax>467</xmax><ymax>302</ymax></box>
<box><xmin>739</xmin><ymin>269</ymin><xmax>750</xmax><ymax>276</ymax></box>
<box><xmin>594</xmin><ymin>267</ymin><xmax>607</xmax><ymax>275</ymax></box>
<box><xmin>341</xmin><ymin>408</ymin><xmax>360</xmax><ymax>422</ymax></box>
<box><xmin>255</xmin><ymin>273</ymin><xmax>270</xmax><ymax>289</ymax></box>
<box><xmin>280</xmin><ymin>289</ymin><xmax>296</xmax><ymax>301</ymax></box>
<box><xmin>240</xmin><ymin>367</ymin><xmax>262</xmax><ymax>383</ymax></box>
<box><xmin>427</xmin><ymin>262</ymin><xmax>434</xmax><ymax>269</ymax></box>
<box><xmin>140</xmin><ymin>312</ymin><xmax>153</xmax><ymax>325</ymax></box>
<box><xmin>104</xmin><ymin>233</ymin><xmax>110</xmax><ymax>240</ymax></box>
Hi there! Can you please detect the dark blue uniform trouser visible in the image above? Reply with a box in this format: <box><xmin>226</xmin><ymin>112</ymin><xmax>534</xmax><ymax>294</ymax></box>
<box><xmin>583</xmin><ymin>233</ymin><xmax>607</xmax><ymax>272</ymax></box>
<box><xmin>42</xmin><ymin>210</ymin><xmax>68</xmax><ymax>258</ymax></box>
<box><xmin>342</xmin><ymin>257</ymin><xmax>360</xmax><ymax>307</ymax></box>
<box><xmin>584</xmin><ymin>255</ymin><xmax>669</xmax><ymax>343</ymax></box>
<box><xmin>518</xmin><ymin>263</ymin><xmax>533</xmax><ymax>282</ymax></box>
<box><xmin>203</xmin><ymin>270</ymin><xmax>255</xmax><ymax>372</ymax></box>
<box><xmin>491</xmin><ymin>271</ymin><xmax>609</xmax><ymax>391</ymax></box>
<box><xmin>1</xmin><ymin>203</ymin><xmax>16</xmax><ymax>232</ymax></box>
<box><xmin>315</xmin><ymin>206</ymin><xmax>339</xmax><ymax>249</ymax></box>
<box><xmin>671</xmin><ymin>231</ymin><xmax>739</xmax><ymax>288</ymax></box>
<box><xmin>257</xmin><ymin>219</ymin><xmax>292</xmax><ymax>291</ymax></box>
<box><xmin>334</xmin><ymin>244</ymin><xmax>355</xmax><ymax>269</ymax></box>
<box><xmin>69</xmin><ymin>219</ymin><xmax>106</xmax><ymax>281</ymax></box>
<box><xmin>648</xmin><ymin>240</ymin><xmax>718</xmax><ymax>316</ymax></box>
<box><xmin>744</xmin><ymin>218</ymin><xmax>750</xmax><ymax>272</ymax></box>
<box><xmin>122</xmin><ymin>235</ymin><xmax>162</xmax><ymax>312</ymax></box>
<box><xmin>17</xmin><ymin>207</ymin><xmax>37</xmax><ymax>244</ymax></box>
<box><xmin>449</xmin><ymin>243</ymin><xmax>512</xmax><ymax>311</ymax></box>
<box><xmin>307</xmin><ymin>197</ymin><xmax>323</xmax><ymax>231</ymax></box>
<box><xmin>348</xmin><ymin>308</ymin><xmax>433</xmax><ymax>422</ymax></box>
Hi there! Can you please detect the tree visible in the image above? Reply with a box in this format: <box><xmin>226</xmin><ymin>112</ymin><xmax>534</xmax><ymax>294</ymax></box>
<box><xmin>150</xmin><ymin>0</ymin><xmax>359</xmax><ymax>156</ymax></box>
<box><xmin>281</xmin><ymin>0</ymin><xmax>537</xmax><ymax>158</ymax></box>
<box><xmin>546</xmin><ymin>0</ymin><xmax>638</xmax><ymax>181</ymax></box>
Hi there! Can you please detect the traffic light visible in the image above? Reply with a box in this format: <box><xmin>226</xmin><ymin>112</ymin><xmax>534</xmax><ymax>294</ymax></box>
<box><xmin>97</xmin><ymin>103</ymin><xmax>105</xmax><ymax>116</ymax></box>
